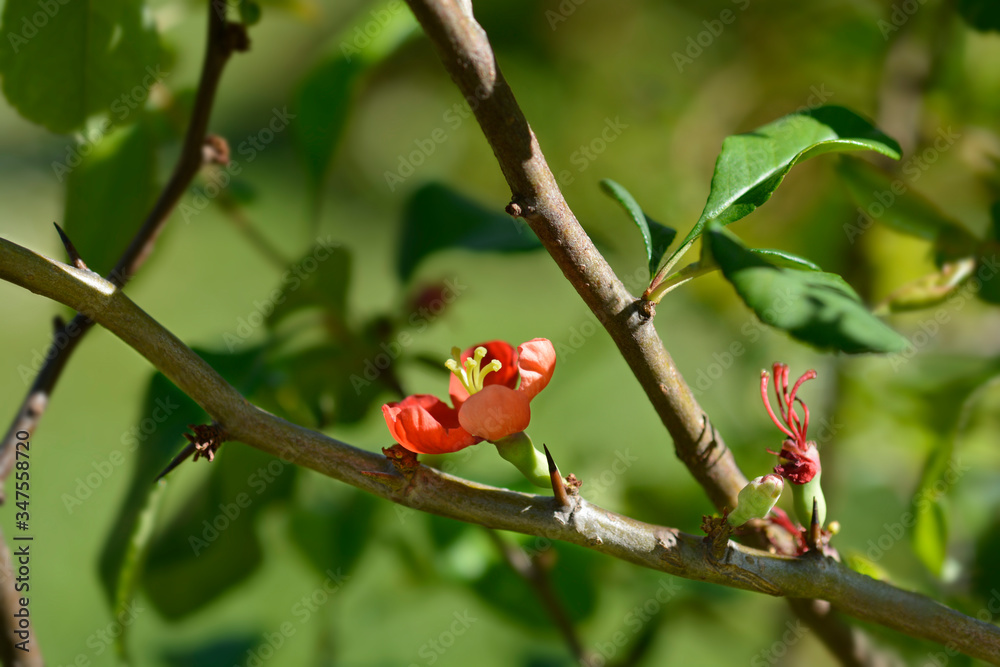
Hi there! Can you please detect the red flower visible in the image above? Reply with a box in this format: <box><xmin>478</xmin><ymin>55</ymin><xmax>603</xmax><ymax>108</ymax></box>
<box><xmin>382</xmin><ymin>339</ymin><xmax>556</xmax><ymax>455</ymax></box>
<box><xmin>760</xmin><ymin>363</ymin><xmax>821</xmax><ymax>484</ymax></box>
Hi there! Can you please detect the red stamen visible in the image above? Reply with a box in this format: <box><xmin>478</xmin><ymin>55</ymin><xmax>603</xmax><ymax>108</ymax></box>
<box><xmin>761</xmin><ymin>370</ymin><xmax>794</xmax><ymax>438</ymax></box>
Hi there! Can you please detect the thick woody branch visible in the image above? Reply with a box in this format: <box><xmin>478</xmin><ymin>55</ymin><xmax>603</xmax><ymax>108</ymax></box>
<box><xmin>0</xmin><ymin>238</ymin><xmax>998</xmax><ymax>664</ymax></box>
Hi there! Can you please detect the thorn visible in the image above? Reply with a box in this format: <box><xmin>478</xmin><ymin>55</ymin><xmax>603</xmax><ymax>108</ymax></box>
<box><xmin>808</xmin><ymin>496</ymin><xmax>822</xmax><ymax>552</ymax></box>
<box><xmin>155</xmin><ymin>423</ymin><xmax>227</xmax><ymax>481</ymax></box>
<box><xmin>155</xmin><ymin>442</ymin><xmax>198</xmax><ymax>481</ymax></box>
<box><xmin>53</xmin><ymin>222</ymin><xmax>88</xmax><ymax>270</ymax></box>
<box><xmin>52</xmin><ymin>315</ymin><xmax>66</xmax><ymax>333</ymax></box>
<box><xmin>544</xmin><ymin>444</ymin><xmax>571</xmax><ymax>507</ymax></box>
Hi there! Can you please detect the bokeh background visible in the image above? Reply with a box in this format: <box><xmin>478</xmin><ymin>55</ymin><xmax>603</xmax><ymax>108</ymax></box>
<box><xmin>1</xmin><ymin>0</ymin><xmax>1000</xmax><ymax>664</ymax></box>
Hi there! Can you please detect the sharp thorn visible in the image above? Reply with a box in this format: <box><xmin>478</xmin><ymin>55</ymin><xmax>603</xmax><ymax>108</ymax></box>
<box><xmin>544</xmin><ymin>444</ymin><xmax>571</xmax><ymax>508</ymax></box>
<box><xmin>155</xmin><ymin>442</ymin><xmax>198</xmax><ymax>481</ymax></box>
<box><xmin>53</xmin><ymin>222</ymin><xmax>88</xmax><ymax>270</ymax></box>
<box><xmin>808</xmin><ymin>496</ymin><xmax>822</xmax><ymax>551</ymax></box>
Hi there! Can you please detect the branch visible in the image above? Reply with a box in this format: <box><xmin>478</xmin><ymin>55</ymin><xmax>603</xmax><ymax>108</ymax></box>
<box><xmin>399</xmin><ymin>1</ymin><xmax>889</xmax><ymax>664</ymax></box>
<box><xmin>487</xmin><ymin>530</ymin><xmax>597</xmax><ymax>666</ymax></box>
<box><xmin>0</xmin><ymin>0</ymin><xmax>248</xmax><ymax>491</ymax></box>
<box><xmin>0</xmin><ymin>238</ymin><xmax>998</xmax><ymax>664</ymax></box>
<box><xmin>402</xmin><ymin>0</ymin><xmax>743</xmax><ymax>516</ymax></box>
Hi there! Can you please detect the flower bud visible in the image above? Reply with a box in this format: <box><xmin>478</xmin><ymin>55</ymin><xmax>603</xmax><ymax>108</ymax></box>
<box><xmin>727</xmin><ymin>474</ymin><xmax>784</xmax><ymax>527</ymax></box>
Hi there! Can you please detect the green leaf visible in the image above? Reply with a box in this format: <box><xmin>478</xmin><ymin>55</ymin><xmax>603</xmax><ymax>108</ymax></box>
<box><xmin>62</xmin><ymin>118</ymin><xmax>159</xmax><ymax>276</ymax></box>
<box><xmin>100</xmin><ymin>347</ymin><xmax>272</xmax><ymax>623</ymax></box>
<box><xmin>397</xmin><ymin>183</ymin><xmax>542</xmax><ymax>282</ymax></box>
<box><xmin>0</xmin><ymin>0</ymin><xmax>161</xmax><ymax>133</ymax></box>
<box><xmin>704</xmin><ymin>222</ymin><xmax>908</xmax><ymax>353</ymax></box>
<box><xmin>267</xmin><ymin>241</ymin><xmax>352</xmax><ymax>328</ymax></box>
<box><xmin>142</xmin><ymin>445</ymin><xmax>296</xmax><ymax>619</ymax></box>
<box><xmin>667</xmin><ymin>106</ymin><xmax>901</xmax><ymax>266</ymax></box>
<box><xmin>748</xmin><ymin>248</ymin><xmax>822</xmax><ymax>272</ymax></box>
<box><xmin>836</xmin><ymin>157</ymin><xmax>980</xmax><ymax>263</ymax></box>
<box><xmin>912</xmin><ymin>473</ymin><xmax>949</xmax><ymax>577</ymax></box>
<box><xmin>292</xmin><ymin>5</ymin><xmax>416</xmax><ymax>210</ymax></box>
<box><xmin>599</xmin><ymin>179</ymin><xmax>677</xmax><ymax>276</ymax></box>
<box><xmin>288</xmin><ymin>489</ymin><xmax>379</xmax><ymax>576</ymax></box>
<box><xmin>889</xmin><ymin>356</ymin><xmax>1000</xmax><ymax>577</ymax></box>
<box><xmin>957</xmin><ymin>0</ymin><xmax>1000</xmax><ymax>32</ymax></box>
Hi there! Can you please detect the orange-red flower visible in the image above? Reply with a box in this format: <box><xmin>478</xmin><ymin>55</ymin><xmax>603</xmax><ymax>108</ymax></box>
<box><xmin>382</xmin><ymin>339</ymin><xmax>556</xmax><ymax>455</ymax></box>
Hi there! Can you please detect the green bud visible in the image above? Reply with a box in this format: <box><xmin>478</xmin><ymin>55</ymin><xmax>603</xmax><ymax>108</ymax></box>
<box><xmin>727</xmin><ymin>474</ymin><xmax>784</xmax><ymax>527</ymax></box>
<box><xmin>492</xmin><ymin>431</ymin><xmax>550</xmax><ymax>488</ymax></box>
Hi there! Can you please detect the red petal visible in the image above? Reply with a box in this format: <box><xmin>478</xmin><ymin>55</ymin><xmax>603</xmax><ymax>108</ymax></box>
<box><xmin>382</xmin><ymin>395</ymin><xmax>480</xmax><ymax>455</ymax></box>
<box><xmin>458</xmin><ymin>385</ymin><xmax>530</xmax><ymax>441</ymax></box>
<box><xmin>449</xmin><ymin>340</ymin><xmax>518</xmax><ymax>408</ymax></box>
<box><xmin>516</xmin><ymin>338</ymin><xmax>555</xmax><ymax>400</ymax></box>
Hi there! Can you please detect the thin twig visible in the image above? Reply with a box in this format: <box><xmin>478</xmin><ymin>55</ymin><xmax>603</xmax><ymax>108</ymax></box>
<box><xmin>0</xmin><ymin>0</ymin><xmax>248</xmax><ymax>492</ymax></box>
<box><xmin>0</xmin><ymin>238</ymin><xmax>998</xmax><ymax>663</ymax></box>
<box><xmin>486</xmin><ymin>530</ymin><xmax>597</xmax><ymax>666</ymax></box>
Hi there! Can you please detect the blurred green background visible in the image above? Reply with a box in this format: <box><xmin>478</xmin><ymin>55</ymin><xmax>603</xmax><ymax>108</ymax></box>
<box><xmin>1</xmin><ymin>0</ymin><xmax>1000</xmax><ymax>665</ymax></box>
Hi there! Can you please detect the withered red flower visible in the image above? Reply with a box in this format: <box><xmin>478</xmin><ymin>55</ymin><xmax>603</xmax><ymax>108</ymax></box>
<box><xmin>382</xmin><ymin>339</ymin><xmax>556</xmax><ymax>455</ymax></box>
<box><xmin>760</xmin><ymin>363</ymin><xmax>821</xmax><ymax>485</ymax></box>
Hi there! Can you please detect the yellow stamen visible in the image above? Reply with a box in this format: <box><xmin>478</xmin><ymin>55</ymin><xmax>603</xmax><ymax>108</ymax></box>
<box><xmin>444</xmin><ymin>345</ymin><xmax>503</xmax><ymax>395</ymax></box>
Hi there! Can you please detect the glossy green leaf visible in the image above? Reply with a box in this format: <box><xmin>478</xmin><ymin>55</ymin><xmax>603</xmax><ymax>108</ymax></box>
<box><xmin>704</xmin><ymin>222</ymin><xmax>908</xmax><ymax>353</ymax></box>
<box><xmin>293</xmin><ymin>5</ymin><xmax>416</xmax><ymax>210</ymax></box>
<box><xmin>837</xmin><ymin>157</ymin><xmax>980</xmax><ymax>263</ymax></box>
<box><xmin>267</xmin><ymin>241</ymin><xmax>352</xmax><ymax>328</ymax></box>
<box><xmin>600</xmin><ymin>179</ymin><xmax>677</xmax><ymax>276</ymax></box>
<box><xmin>748</xmin><ymin>248</ymin><xmax>822</xmax><ymax>272</ymax></box>
<box><xmin>0</xmin><ymin>0</ymin><xmax>160</xmax><ymax>133</ymax></box>
<box><xmin>668</xmin><ymin>106</ymin><xmax>901</xmax><ymax>266</ymax></box>
<box><xmin>62</xmin><ymin>119</ymin><xmax>159</xmax><ymax>276</ymax></box>
<box><xmin>397</xmin><ymin>183</ymin><xmax>542</xmax><ymax>282</ymax></box>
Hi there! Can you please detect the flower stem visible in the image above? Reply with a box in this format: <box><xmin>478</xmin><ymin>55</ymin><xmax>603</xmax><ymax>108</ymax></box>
<box><xmin>792</xmin><ymin>472</ymin><xmax>826</xmax><ymax>528</ymax></box>
<box><xmin>493</xmin><ymin>432</ymin><xmax>550</xmax><ymax>488</ymax></box>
